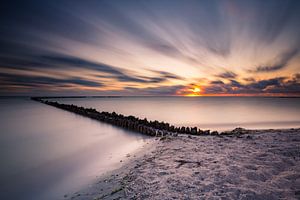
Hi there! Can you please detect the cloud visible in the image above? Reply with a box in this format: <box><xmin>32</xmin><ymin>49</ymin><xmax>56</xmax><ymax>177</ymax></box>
<box><xmin>124</xmin><ymin>85</ymin><xmax>186</xmax><ymax>96</ymax></box>
<box><xmin>248</xmin><ymin>77</ymin><xmax>285</xmax><ymax>90</ymax></box>
<box><xmin>243</xmin><ymin>77</ymin><xmax>255</xmax><ymax>82</ymax></box>
<box><xmin>203</xmin><ymin>76</ymin><xmax>300</xmax><ymax>95</ymax></box>
<box><xmin>0</xmin><ymin>54</ymin><xmax>173</xmax><ymax>85</ymax></box>
<box><xmin>210</xmin><ymin>80</ymin><xmax>224</xmax><ymax>84</ymax></box>
<box><xmin>115</xmin><ymin>70</ymin><xmax>183</xmax><ymax>84</ymax></box>
<box><xmin>41</xmin><ymin>55</ymin><xmax>173</xmax><ymax>84</ymax></box>
<box><xmin>216</xmin><ymin>71</ymin><xmax>237</xmax><ymax>79</ymax></box>
<box><xmin>97</xmin><ymin>69</ymin><xmax>183</xmax><ymax>84</ymax></box>
<box><xmin>0</xmin><ymin>54</ymin><xmax>125</xmax><ymax>75</ymax></box>
<box><xmin>115</xmin><ymin>75</ymin><xmax>165</xmax><ymax>84</ymax></box>
<box><xmin>40</xmin><ymin>55</ymin><xmax>126</xmax><ymax>75</ymax></box>
<box><xmin>230</xmin><ymin>79</ymin><xmax>242</xmax><ymax>87</ymax></box>
<box><xmin>150</xmin><ymin>70</ymin><xmax>184</xmax><ymax>80</ymax></box>
<box><xmin>0</xmin><ymin>53</ymin><xmax>185</xmax><ymax>94</ymax></box>
<box><xmin>0</xmin><ymin>72</ymin><xmax>103</xmax><ymax>88</ymax></box>
<box><xmin>252</xmin><ymin>48</ymin><xmax>298</xmax><ymax>72</ymax></box>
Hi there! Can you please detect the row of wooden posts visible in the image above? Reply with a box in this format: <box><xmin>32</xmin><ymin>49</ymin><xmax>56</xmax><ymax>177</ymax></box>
<box><xmin>31</xmin><ymin>97</ymin><xmax>248</xmax><ymax>137</ymax></box>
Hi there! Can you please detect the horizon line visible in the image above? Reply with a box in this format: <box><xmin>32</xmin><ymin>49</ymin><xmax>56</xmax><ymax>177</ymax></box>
<box><xmin>1</xmin><ymin>94</ymin><xmax>300</xmax><ymax>98</ymax></box>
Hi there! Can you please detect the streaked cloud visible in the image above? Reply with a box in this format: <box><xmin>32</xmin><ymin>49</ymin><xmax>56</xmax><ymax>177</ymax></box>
<box><xmin>202</xmin><ymin>75</ymin><xmax>300</xmax><ymax>95</ymax></box>
<box><xmin>252</xmin><ymin>48</ymin><xmax>299</xmax><ymax>73</ymax></box>
<box><xmin>0</xmin><ymin>0</ymin><xmax>300</xmax><ymax>96</ymax></box>
<box><xmin>216</xmin><ymin>71</ymin><xmax>237</xmax><ymax>79</ymax></box>
<box><xmin>0</xmin><ymin>72</ymin><xmax>103</xmax><ymax>88</ymax></box>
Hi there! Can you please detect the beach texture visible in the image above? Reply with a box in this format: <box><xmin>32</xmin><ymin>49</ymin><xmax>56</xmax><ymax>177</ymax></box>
<box><xmin>70</xmin><ymin>129</ymin><xmax>300</xmax><ymax>200</ymax></box>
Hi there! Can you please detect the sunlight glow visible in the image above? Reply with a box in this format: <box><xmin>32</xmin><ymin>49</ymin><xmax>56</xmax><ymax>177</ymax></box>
<box><xmin>183</xmin><ymin>87</ymin><xmax>202</xmax><ymax>97</ymax></box>
<box><xmin>193</xmin><ymin>87</ymin><xmax>201</xmax><ymax>93</ymax></box>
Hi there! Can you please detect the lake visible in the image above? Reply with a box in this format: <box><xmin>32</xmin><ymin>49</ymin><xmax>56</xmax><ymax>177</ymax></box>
<box><xmin>0</xmin><ymin>98</ymin><xmax>149</xmax><ymax>200</ymax></box>
<box><xmin>56</xmin><ymin>96</ymin><xmax>300</xmax><ymax>131</ymax></box>
<box><xmin>0</xmin><ymin>96</ymin><xmax>299</xmax><ymax>199</ymax></box>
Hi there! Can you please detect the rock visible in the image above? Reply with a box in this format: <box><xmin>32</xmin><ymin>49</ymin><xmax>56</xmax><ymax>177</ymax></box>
<box><xmin>191</xmin><ymin>127</ymin><xmax>197</xmax><ymax>135</ymax></box>
<box><xmin>210</xmin><ymin>131</ymin><xmax>219</xmax><ymax>135</ymax></box>
<box><xmin>186</xmin><ymin>127</ymin><xmax>190</xmax><ymax>134</ymax></box>
<box><xmin>232</xmin><ymin>127</ymin><xmax>248</xmax><ymax>134</ymax></box>
<box><xmin>160</xmin><ymin>136</ymin><xmax>167</xmax><ymax>141</ymax></box>
<box><xmin>246</xmin><ymin>135</ymin><xmax>253</xmax><ymax>139</ymax></box>
<box><xmin>180</xmin><ymin>126</ymin><xmax>186</xmax><ymax>133</ymax></box>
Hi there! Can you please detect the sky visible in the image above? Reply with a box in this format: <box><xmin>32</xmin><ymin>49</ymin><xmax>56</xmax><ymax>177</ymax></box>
<box><xmin>0</xmin><ymin>0</ymin><xmax>300</xmax><ymax>96</ymax></box>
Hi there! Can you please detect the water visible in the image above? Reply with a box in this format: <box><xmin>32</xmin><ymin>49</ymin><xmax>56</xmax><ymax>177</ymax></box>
<box><xmin>1</xmin><ymin>97</ymin><xmax>300</xmax><ymax>200</ymax></box>
<box><xmin>0</xmin><ymin>98</ymin><xmax>149</xmax><ymax>200</ymax></box>
<box><xmin>55</xmin><ymin>96</ymin><xmax>300</xmax><ymax>131</ymax></box>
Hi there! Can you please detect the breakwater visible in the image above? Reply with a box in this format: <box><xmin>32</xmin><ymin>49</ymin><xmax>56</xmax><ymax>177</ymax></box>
<box><xmin>31</xmin><ymin>97</ymin><xmax>250</xmax><ymax>137</ymax></box>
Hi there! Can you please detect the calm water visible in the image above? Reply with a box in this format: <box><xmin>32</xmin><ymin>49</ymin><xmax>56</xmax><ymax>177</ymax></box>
<box><xmin>1</xmin><ymin>97</ymin><xmax>300</xmax><ymax>200</ymax></box>
<box><xmin>0</xmin><ymin>98</ymin><xmax>149</xmax><ymax>200</ymax></box>
<box><xmin>56</xmin><ymin>96</ymin><xmax>300</xmax><ymax>131</ymax></box>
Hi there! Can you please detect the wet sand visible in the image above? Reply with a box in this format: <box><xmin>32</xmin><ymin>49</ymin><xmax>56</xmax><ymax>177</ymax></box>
<box><xmin>69</xmin><ymin>128</ymin><xmax>300</xmax><ymax>200</ymax></box>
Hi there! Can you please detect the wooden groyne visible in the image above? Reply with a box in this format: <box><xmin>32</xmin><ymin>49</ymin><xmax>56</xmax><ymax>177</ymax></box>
<box><xmin>31</xmin><ymin>97</ymin><xmax>251</xmax><ymax>137</ymax></box>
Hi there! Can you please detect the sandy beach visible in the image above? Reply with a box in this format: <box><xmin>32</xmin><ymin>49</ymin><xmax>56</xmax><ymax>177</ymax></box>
<box><xmin>68</xmin><ymin>128</ymin><xmax>300</xmax><ymax>200</ymax></box>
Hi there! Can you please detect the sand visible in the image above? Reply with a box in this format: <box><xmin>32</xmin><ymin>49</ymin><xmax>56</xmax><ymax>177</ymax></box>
<box><xmin>68</xmin><ymin>128</ymin><xmax>300</xmax><ymax>200</ymax></box>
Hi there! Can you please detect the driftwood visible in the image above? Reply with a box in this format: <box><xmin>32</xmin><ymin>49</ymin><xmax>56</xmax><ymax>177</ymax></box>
<box><xmin>174</xmin><ymin>159</ymin><xmax>202</xmax><ymax>168</ymax></box>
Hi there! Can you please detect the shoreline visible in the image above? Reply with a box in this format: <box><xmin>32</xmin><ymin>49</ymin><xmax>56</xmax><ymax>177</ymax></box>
<box><xmin>30</xmin><ymin>97</ymin><xmax>300</xmax><ymax>199</ymax></box>
<box><xmin>69</xmin><ymin>128</ymin><xmax>300</xmax><ymax>200</ymax></box>
<box><xmin>65</xmin><ymin>137</ymin><xmax>159</xmax><ymax>200</ymax></box>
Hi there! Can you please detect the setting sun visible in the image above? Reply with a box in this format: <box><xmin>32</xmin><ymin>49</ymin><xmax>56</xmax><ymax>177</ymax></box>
<box><xmin>193</xmin><ymin>87</ymin><xmax>201</xmax><ymax>93</ymax></box>
<box><xmin>184</xmin><ymin>87</ymin><xmax>202</xmax><ymax>96</ymax></box>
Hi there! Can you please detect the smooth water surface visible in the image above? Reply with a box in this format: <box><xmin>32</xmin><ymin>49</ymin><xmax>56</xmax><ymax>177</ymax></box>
<box><xmin>0</xmin><ymin>98</ymin><xmax>149</xmax><ymax>200</ymax></box>
<box><xmin>56</xmin><ymin>97</ymin><xmax>300</xmax><ymax>131</ymax></box>
<box><xmin>1</xmin><ymin>96</ymin><xmax>300</xmax><ymax>200</ymax></box>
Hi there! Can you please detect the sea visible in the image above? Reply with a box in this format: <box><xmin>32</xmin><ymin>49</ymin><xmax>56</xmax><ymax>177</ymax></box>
<box><xmin>0</xmin><ymin>96</ymin><xmax>299</xmax><ymax>199</ymax></box>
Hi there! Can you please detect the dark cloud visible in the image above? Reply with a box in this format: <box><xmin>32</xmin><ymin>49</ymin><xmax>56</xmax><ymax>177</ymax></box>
<box><xmin>243</xmin><ymin>77</ymin><xmax>256</xmax><ymax>82</ymax></box>
<box><xmin>230</xmin><ymin>79</ymin><xmax>242</xmax><ymax>87</ymax></box>
<box><xmin>252</xmin><ymin>48</ymin><xmax>299</xmax><ymax>72</ymax></box>
<box><xmin>115</xmin><ymin>70</ymin><xmax>183</xmax><ymax>84</ymax></box>
<box><xmin>0</xmin><ymin>73</ymin><xmax>103</xmax><ymax>88</ymax></box>
<box><xmin>0</xmin><ymin>54</ymin><xmax>165</xmax><ymax>84</ymax></box>
<box><xmin>41</xmin><ymin>55</ymin><xmax>126</xmax><ymax>75</ymax></box>
<box><xmin>0</xmin><ymin>53</ymin><xmax>184</xmax><ymax>92</ymax></box>
<box><xmin>210</xmin><ymin>80</ymin><xmax>224</xmax><ymax>84</ymax></box>
<box><xmin>291</xmin><ymin>73</ymin><xmax>300</xmax><ymax>81</ymax></box>
<box><xmin>124</xmin><ymin>85</ymin><xmax>186</xmax><ymax>96</ymax></box>
<box><xmin>248</xmin><ymin>77</ymin><xmax>285</xmax><ymax>90</ymax></box>
<box><xmin>204</xmin><ymin>76</ymin><xmax>300</xmax><ymax>95</ymax></box>
<box><xmin>0</xmin><ymin>54</ymin><xmax>125</xmax><ymax>76</ymax></box>
<box><xmin>116</xmin><ymin>75</ymin><xmax>165</xmax><ymax>84</ymax></box>
<box><xmin>216</xmin><ymin>71</ymin><xmax>237</xmax><ymax>79</ymax></box>
<box><xmin>150</xmin><ymin>70</ymin><xmax>184</xmax><ymax>80</ymax></box>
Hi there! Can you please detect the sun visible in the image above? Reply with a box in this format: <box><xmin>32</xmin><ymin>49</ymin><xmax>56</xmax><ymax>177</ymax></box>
<box><xmin>192</xmin><ymin>87</ymin><xmax>201</xmax><ymax>93</ymax></box>
<box><xmin>177</xmin><ymin>86</ymin><xmax>203</xmax><ymax>96</ymax></box>
<box><xmin>185</xmin><ymin>87</ymin><xmax>202</xmax><ymax>96</ymax></box>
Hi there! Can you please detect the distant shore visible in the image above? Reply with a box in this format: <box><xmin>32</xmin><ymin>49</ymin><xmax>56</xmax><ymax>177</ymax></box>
<box><xmin>69</xmin><ymin>128</ymin><xmax>300</xmax><ymax>200</ymax></box>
